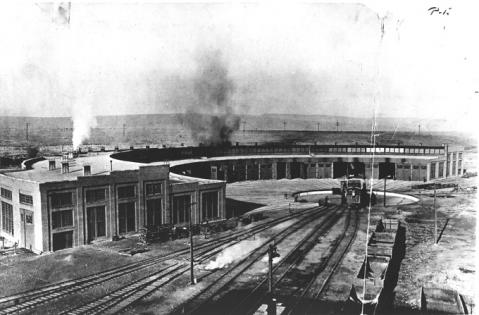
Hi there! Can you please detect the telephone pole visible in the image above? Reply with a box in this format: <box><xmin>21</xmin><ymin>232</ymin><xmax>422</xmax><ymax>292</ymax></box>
<box><xmin>26</xmin><ymin>123</ymin><xmax>29</xmax><ymax>141</ymax></box>
<box><xmin>189</xmin><ymin>202</ymin><xmax>197</xmax><ymax>284</ymax></box>
<box><xmin>434</xmin><ymin>183</ymin><xmax>437</xmax><ymax>244</ymax></box>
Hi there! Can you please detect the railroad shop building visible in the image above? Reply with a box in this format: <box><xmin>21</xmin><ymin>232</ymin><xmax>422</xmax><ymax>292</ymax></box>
<box><xmin>0</xmin><ymin>155</ymin><xmax>226</xmax><ymax>253</ymax></box>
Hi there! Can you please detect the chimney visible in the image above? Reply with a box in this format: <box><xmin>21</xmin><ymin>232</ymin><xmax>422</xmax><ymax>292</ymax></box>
<box><xmin>61</xmin><ymin>162</ymin><xmax>69</xmax><ymax>174</ymax></box>
<box><xmin>114</xmin><ymin>146</ymin><xmax>119</xmax><ymax>152</ymax></box>
<box><xmin>130</xmin><ymin>146</ymin><xmax>134</xmax><ymax>150</ymax></box>
<box><xmin>146</xmin><ymin>145</ymin><xmax>150</xmax><ymax>149</ymax></box>
<box><xmin>83</xmin><ymin>165</ymin><xmax>91</xmax><ymax>176</ymax></box>
<box><xmin>100</xmin><ymin>146</ymin><xmax>105</xmax><ymax>152</ymax></box>
<box><xmin>48</xmin><ymin>160</ymin><xmax>56</xmax><ymax>170</ymax></box>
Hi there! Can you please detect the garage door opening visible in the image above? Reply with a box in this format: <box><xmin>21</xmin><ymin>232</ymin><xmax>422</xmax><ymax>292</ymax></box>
<box><xmin>379</xmin><ymin>162</ymin><xmax>396</xmax><ymax>179</ymax></box>
<box><xmin>53</xmin><ymin>231</ymin><xmax>73</xmax><ymax>251</ymax></box>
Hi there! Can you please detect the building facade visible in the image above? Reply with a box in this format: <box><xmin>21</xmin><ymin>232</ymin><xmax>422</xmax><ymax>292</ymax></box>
<box><xmin>0</xmin><ymin>161</ymin><xmax>225</xmax><ymax>253</ymax></box>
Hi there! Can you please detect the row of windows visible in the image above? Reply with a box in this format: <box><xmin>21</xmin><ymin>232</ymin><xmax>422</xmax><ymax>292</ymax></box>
<box><xmin>0</xmin><ymin>189</ymin><xmax>33</xmax><ymax>206</ymax></box>
<box><xmin>51</xmin><ymin>183</ymin><xmax>163</xmax><ymax>208</ymax></box>
<box><xmin>397</xmin><ymin>165</ymin><xmax>428</xmax><ymax>170</ymax></box>
<box><xmin>326</xmin><ymin>147</ymin><xmax>445</xmax><ymax>154</ymax></box>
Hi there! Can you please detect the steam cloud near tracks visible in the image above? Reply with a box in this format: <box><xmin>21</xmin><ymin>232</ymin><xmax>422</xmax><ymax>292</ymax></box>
<box><xmin>204</xmin><ymin>238</ymin><xmax>264</xmax><ymax>270</ymax></box>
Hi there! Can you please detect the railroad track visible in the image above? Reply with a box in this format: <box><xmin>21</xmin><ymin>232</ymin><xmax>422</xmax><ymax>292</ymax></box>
<box><xmin>172</xmin><ymin>205</ymin><xmax>345</xmax><ymax>315</ymax></box>
<box><xmin>228</xmin><ymin>206</ymin><xmax>352</xmax><ymax>315</ymax></box>
<box><xmin>284</xmin><ymin>205</ymin><xmax>360</xmax><ymax>315</ymax></box>
<box><xmin>63</xmin><ymin>206</ymin><xmax>333</xmax><ymax>315</ymax></box>
<box><xmin>0</xmin><ymin>205</ymin><xmax>324</xmax><ymax>315</ymax></box>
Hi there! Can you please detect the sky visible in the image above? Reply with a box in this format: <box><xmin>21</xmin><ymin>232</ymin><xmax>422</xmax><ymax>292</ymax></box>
<box><xmin>0</xmin><ymin>1</ymin><xmax>477</xmax><ymax>133</ymax></box>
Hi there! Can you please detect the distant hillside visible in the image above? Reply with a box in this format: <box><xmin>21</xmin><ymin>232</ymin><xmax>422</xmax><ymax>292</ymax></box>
<box><xmin>0</xmin><ymin>114</ymin><xmax>475</xmax><ymax>148</ymax></box>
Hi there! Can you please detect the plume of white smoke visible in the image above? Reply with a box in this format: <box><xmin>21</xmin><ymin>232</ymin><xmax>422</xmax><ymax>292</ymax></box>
<box><xmin>71</xmin><ymin>101</ymin><xmax>97</xmax><ymax>149</ymax></box>
<box><xmin>204</xmin><ymin>238</ymin><xmax>264</xmax><ymax>270</ymax></box>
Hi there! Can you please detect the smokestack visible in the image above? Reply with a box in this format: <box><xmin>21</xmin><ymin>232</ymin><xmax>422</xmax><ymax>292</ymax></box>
<box><xmin>48</xmin><ymin>160</ymin><xmax>56</xmax><ymax>170</ymax></box>
<box><xmin>83</xmin><ymin>165</ymin><xmax>91</xmax><ymax>176</ymax></box>
<box><xmin>61</xmin><ymin>162</ymin><xmax>69</xmax><ymax>174</ymax></box>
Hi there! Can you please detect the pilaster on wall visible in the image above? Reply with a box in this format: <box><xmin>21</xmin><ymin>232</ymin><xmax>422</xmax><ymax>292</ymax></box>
<box><xmin>315</xmin><ymin>163</ymin><xmax>319</xmax><ymax>178</ymax></box>
<box><xmin>258</xmin><ymin>162</ymin><xmax>261</xmax><ymax>180</ymax></box>
<box><xmin>426</xmin><ymin>163</ymin><xmax>431</xmax><ymax>181</ymax></box>
<box><xmin>272</xmin><ymin>161</ymin><xmax>278</xmax><ymax>179</ymax></box>
<box><xmin>220</xmin><ymin>186</ymin><xmax>226</xmax><ymax>218</ymax></box>
<box><xmin>245</xmin><ymin>164</ymin><xmax>248</xmax><ymax>181</ymax></box>
<box><xmin>443</xmin><ymin>161</ymin><xmax>447</xmax><ymax>178</ymax></box>
<box><xmin>286</xmin><ymin>162</ymin><xmax>291</xmax><ymax>179</ymax></box>
<box><xmin>449</xmin><ymin>153</ymin><xmax>454</xmax><ymax>176</ymax></box>
<box><xmin>331</xmin><ymin>162</ymin><xmax>334</xmax><ymax>178</ymax></box>
<box><xmin>435</xmin><ymin>162</ymin><xmax>440</xmax><ymax>180</ymax></box>
<box><xmin>223</xmin><ymin>165</ymin><xmax>228</xmax><ymax>182</ymax></box>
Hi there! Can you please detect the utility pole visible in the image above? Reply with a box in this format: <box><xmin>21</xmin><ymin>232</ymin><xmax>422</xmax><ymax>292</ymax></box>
<box><xmin>336</xmin><ymin>121</ymin><xmax>339</xmax><ymax>132</ymax></box>
<box><xmin>267</xmin><ymin>243</ymin><xmax>279</xmax><ymax>315</ymax></box>
<box><xmin>383</xmin><ymin>176</ymin><xmax>387</xmax><ymax>207</ymax></box>
<box><xmin>189</xmin><ymin>202</ymin><xmax>197</xmax><ymax>285</ymax></box>
<box><xmin>26</xmin><ymin>123</ymin><xmax>29</xmax><ymax>141</ymax></box>
<box><xmin>434</xmin><ymin>183</ymin><xmax>437</xmax><ymax>245</ymax></box>
<box><xmin>418</xmin><ymin>124</ymin><xmax>421</xmax><ymax>136</ymax></box>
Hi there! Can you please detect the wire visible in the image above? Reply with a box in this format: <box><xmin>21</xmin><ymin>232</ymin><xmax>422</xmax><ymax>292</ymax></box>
<box><xmin>361</xmin><ymin>109</ymin><xmax>377</xmax><ymax>315</ymax></box>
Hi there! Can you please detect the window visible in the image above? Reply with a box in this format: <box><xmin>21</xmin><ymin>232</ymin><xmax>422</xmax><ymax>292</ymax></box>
<box><xmin>1</xmin><ymin>188</ymin><xmax>12</xmax><ymax>200</ymax></box>
<box><xmin>172</xmin><ymin>195</ymin><xmax>191</xmax><ymax>224</ymax></box>
<box><xmin>87</xmin><ymin>206</ymin><xmax>105</xmax><ymax>240</ymax></box>
<box><xmin>1</xmin><ymin>201</ymin><xmax>13</xmax><ymax>235</ymax></box>
<box><xmin>51</xmin><ymin>192</ymin><xmax>73</xmax><ymax>208</ymax></box>
<box><xmin>86</xmin><ymin>189</ymin><xmax>106</xmax><ymax>203</ymax></box>
<box><xmin>118</xmin><ymin>186</ymin><xmax>135</xmax><ymax>199</ymax></box>
<box><xmin>52</xmin><ymin>210</ymin><xmax>73</xmax><ymax>229</ymax></box>
<box><xmin>413</xmin><ymin>165</ymin><xmax>419</xmax><ymax>169</ymax></box>
<box><xmin>146</xmin><ymin>183</ymin><xmax>162</xmax><ymax>196</ymax></box>
<box><xmin>119</xmin><ymin>202</ymin><xmax>136</xmax><ymax>234</ymax></box>
<box><xmin>421</xmin><ymin>165</ymin><xmax>427</xmax><ymax>170</ymax></box>
<box><xmin>397</xmin><ymin>165</ymin><xmax>403</xmax><ymax>169</ymax></box>
<box><xmin>202</xmin><ymin>191</ymin><xmax>218</xmax><ymax>221</ymax></box>
<box><xmin>146</xmin><ymin>198</ymin><xmax>162</xmax><ymax>226</ymax></box>
<box><xmin>19</xmin><ymin>193</ymin><xmax>33</xmax><ymax>205</ymax></box>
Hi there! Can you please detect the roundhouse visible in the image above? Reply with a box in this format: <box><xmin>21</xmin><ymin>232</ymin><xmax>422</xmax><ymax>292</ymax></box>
<box><xmin>0</xmin><ymin>143</ymin><xmax>464</xmax><ymax>253</ymax></box>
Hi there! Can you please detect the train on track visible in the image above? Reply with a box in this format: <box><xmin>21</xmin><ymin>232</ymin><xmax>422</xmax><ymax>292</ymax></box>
<box><xmin>339</xmin><ymin>177</ymin><xmax>376</xmax><ymax>208</ymax></box>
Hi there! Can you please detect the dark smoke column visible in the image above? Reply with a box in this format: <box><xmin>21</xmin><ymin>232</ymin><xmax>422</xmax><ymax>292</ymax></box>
<box><xmin>183</xmin><ymin>50</ymin><xmax>240</xmax><ymax>146</ymax></box>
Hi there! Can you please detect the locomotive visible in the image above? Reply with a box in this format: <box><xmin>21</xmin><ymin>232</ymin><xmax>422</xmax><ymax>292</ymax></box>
<box><xmin>339</xmin><ymin>177</ymin><xmax>375</xmax><ymax>208</ymax></box>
